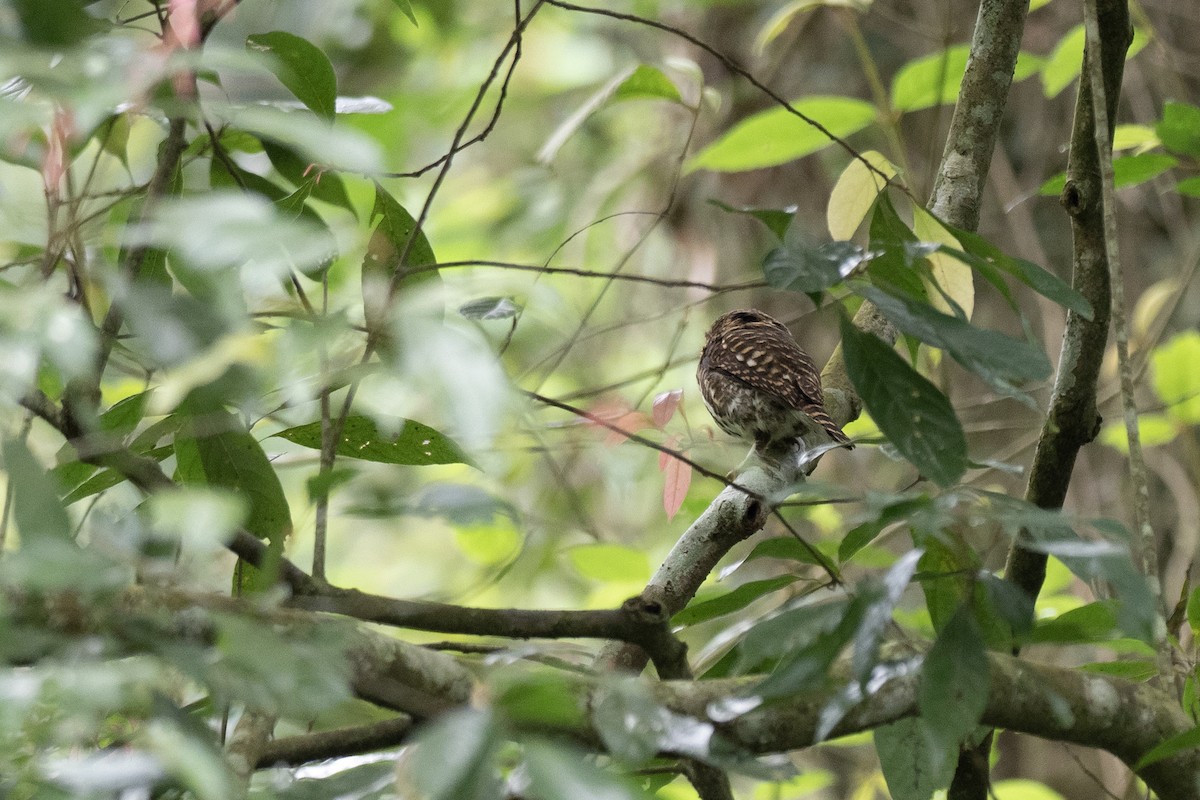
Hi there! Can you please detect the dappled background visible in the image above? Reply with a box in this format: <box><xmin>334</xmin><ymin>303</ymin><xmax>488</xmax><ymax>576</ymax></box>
<box><xmin>2</xmin><ymin>0</ymin><xmax>1199</xmax><ymax>796</ymax></box>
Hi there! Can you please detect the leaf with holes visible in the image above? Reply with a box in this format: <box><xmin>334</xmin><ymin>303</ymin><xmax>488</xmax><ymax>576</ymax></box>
<box><xmin>839</xmin><ymin>314</ymin><xmax>967</xmax><ymax>486</ymax></box>
<box><xmin>273</xmin><ymin>415</ymin><xmax>471</xmax><ymax>466</ymax></box>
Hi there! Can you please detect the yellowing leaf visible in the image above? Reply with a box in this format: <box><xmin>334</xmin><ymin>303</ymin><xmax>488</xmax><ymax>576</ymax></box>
<box><xmin>913</xmin><ymin>207</ymin><xmax>973</xmax><ymax>319</ymax></box>
<box><xmin>827</xmin><ymin>150</ymin><xmax>898</xmax><ymax>239</ymax></box>
<box><xmin>1132</xmin><ymin>279</ymin><xmax>1177</xmax><ymax>341</ymax></box>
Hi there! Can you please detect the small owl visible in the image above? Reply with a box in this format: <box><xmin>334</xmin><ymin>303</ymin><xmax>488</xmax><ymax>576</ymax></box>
<box><xmin>698</xmin><ymin>309</ymin><xmax>852</xmax><ymax>457</ymax></box>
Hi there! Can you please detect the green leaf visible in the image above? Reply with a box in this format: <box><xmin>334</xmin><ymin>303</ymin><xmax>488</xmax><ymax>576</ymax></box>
<box><xmin>362</xmin><ymin>182</ymin><xmax>439</xmax><ymax>331</ymax></box>
<box><xmin>566</xmin><ymin>544</ymin><xmax>649</xmax><ymax>583</ymax></box>
<box><xmin>174</xmin><ymin>410</ymin><xmax>291</xmax><ymax>591</ymax></box>
<box><xmin>1156</xmin><ymin>101</ymin><xmax>1200</xmax><ymax>159</ymax></box>
<box><xmin>272</xmin><ymin>415</ymin><xmax>471</xmax><ymax>466</ymax></box>
<box><xmin>62</xmin><ymin>445</ymin><xmax>173</xmax><ymax>504</ymax></box>
<box><xmin>262</xmin><ymin>140</ymin><xmax>356</xmax><ymax>215</ymax></box>
<box><xmin>246</xmin><ymin>31</ymin><xmax>337</xmax><ymax>121</ymax></box>
<box><xmin>920</xmin><ymin>604</ymin><xmax>989</xmax><ymax>752</ymax></box>
<box><xmin>1151</xmin><ymin>331</ymin><xmax>1200</xmax><ymax>423</ymax></box>
<box><xmin>839</xmin><ymin>314</ymin><xmax>967</xmax><ymax>487</ymax></box>
<box><xmin>674</xmin><ymin>575</ymin><xmax>798</xmax><ymax>626</ymax></box>
<box><xmin>992</xmin><ymin>779</ymin><xmax>1066</xmax><ymax>800</ymax></box>
<box><xmin>839</xmin><ymin>495</ymin><xmax>932</xmax><ymax>563</ymax></box>
<box><xmin>875</xmin><ymin>717</ymin><xmax>956</xmax><ymax>800</ymax></box>
<box><xmin>410</xmin><ymin>709</ymin><xmax>501</xmax><ymax>800</ymax></box>
<box><xmin>458</xmin><ymin>296</ymin><xmax>522</xmax><ymax>320</ymax></box>
<box><xmin>1041</xmin><ymin>25</ymin><xmax>1149</xmax><ymax>98</ymax></box>
<box><xmin>1134</xmin><ymin>724</ymin><xmax>1200</xmax><ymax>771</ymax></box>
<box><xmin>612</xmin><ymin>65</ymin><xmax>682</xmax><ymax>104</ymax></box>
<box><xmin>1031</xmin><ymin>600</ymin><xmax>1118</xmax><ymax>644</ymax></box>
<box><xmin>891</xmin><ymin>45</ymin><xmax>969</xmax><ymax>112</ymax></box>
<box><xmin>744</xmin><ymin>535</ymin><xmax>833</xmax><ymax>567</ymax></box>
<box><xmin>687</xmin><ymin>96</ymin><xmax>875</xmax><ymax>173</ymax></box>
<box><xmin>856</xmin><ymin>284</ymin><xmax>1052</xmax><ymax>396</ymax></box>
<box><xmin>709</xmin><ymin>200</ymin><xmax>796</xmax><ymax>240</ymax></box>
<box><xmin>1111</xmin><ymin>152</ymin><xmax>1177</xmax><ymax>187</ymax></box>
<box><xmin>936</xmin><ymin>224</ymin><xmax>1092</xmax><ymax>319</ymax></box>
<box><xmin>1041</xmin><ymin>26</ymin><xmax>1086</xmax><ymax>98</ymax></box>
<box><xmin>764</xmin><ymin>241</ymin><xmax>874</xmax><ymax>293</ymax></box>
<box><xmin>389</xmin><ymin>0</ymin><xmax>419</xmax><ymax>25</ymax></box>
<box><xmin>735</xmin><ymin>599</ymin><xmax>851</xmax><ymax>673</ymax></box>
<box><xmin>1177</xmin><ymin>176</ymin><xmax>1200</xmax><ymax>198</ymax></box>
<box><xmin>524</xmin><ymin>740</ymin><xmax>655</xmax><ymax>800</ymax></box>
<box><xmin>1188</xmin><ymin>583</ymin><xmax>1200</xmax><ymax>635</ymax></box>
<box><xmin>916</xmin><ymin>534</ymin><xmax>977</xmax><ymax>634</ymax></box>
<box><xmin>3</xmin><ymin>437</ymin><xmax>72</xmax><ymax>543</ymax></box>
<box><xmin>13</xmin><ymin>0</ymin><xmax>101</xmax><ymax>47</ymax></box>
<box><xmin>864</xmin><ymin>194</ymin><xmax>931</xmax><ymax>302</ymax></box>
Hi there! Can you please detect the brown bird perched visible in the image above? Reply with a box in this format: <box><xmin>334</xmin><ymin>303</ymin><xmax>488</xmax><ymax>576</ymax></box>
<box><xmin>698</xmin><ymin>309</ymin><xmax>853</xmax><ymax>460</ymax></box>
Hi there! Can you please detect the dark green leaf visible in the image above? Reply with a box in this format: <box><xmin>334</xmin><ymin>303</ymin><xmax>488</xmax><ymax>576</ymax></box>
<box><xmin>673</xmin><ymin>575</ymin><xmax>798</xmax><ymax>626</ymax></box>
<box><xmin>977</xmin><ymin>571</ymin><xmax>1034</xmax><ymax>644</ymax></box>
<box><xmin>592</xmin><ymin>680</ymin><xmax>791</xmax><ymax>779</ymax></box>
<box><xmin>851</xmin><ymin>550</ymin><xmax>922</xmax><ymax>683</ymax></box>
<box><xmin>494</xmin><ymin>670</ymin><xmax>586</xmax><ymax>729</ymax></box>
<box><xmin>916</xmin><ymin>533</ymin><xmax>977</xmax><ymax>633</ymax></box>
<box><xmin>1134</xmin><ymin>724</ymin><xmax>1200</xmax><ymax>771</ymax></box>
<box><xmin>920</xmin><ymin>604</ymin><xmax>989</xmax><ymax>755</ymax></box>
<box><xmin>410</xmin><ymin>708</ymin><xmax>500</xmax><ymax>800</ymax></box>
<box><xmin>839</xmin><ymin>314</ymin><xmax>967</xmax><ymax>486</ymax></box>
<box><xmin>246</xmin><ymin>31</ymin><xmax>337</xmax><ymax>121</ymax></box>
<box><xmin>273</xmin><ymin>415</ymin><xmax>471</xmax><ymax>466</ymax></box>
<box><xmin>207</xmin><ymin>613</ymin><xmax>352</xmax><ymax>717</ymax></box>
<box><xmin>856</xmin><ymin>284</ymin><xmax>1051</xmax><ymax>396</ymax></box>
<box><xmin>764</xmin><ymin>241</ymin><xmax>874</xmax><ymax>293</ymax></box>
<box><xmin>708</xmin><ymin>199</ymin><xmax>796</xmax><ymax>240</ymax></box>
<box><xmin>175</xmin><ymin>410</ymin><xmax>291</xmax><ymax>592</ymax></box>
<box><xmin>262</xmin><ymin>140</ymin><xmax>356</xmax><ymax>215</ymax></box>
<box><xmin>744</xmin><ymin>535</ymin><xmax>831</xmax><ymax>566</ymax></box>
<box><xmin>839</xmin><ymin>495</ymin><xmax>933</xmax><ymax>563</ymax></box>
<box><xmin>865</xmin><ymin>195</ymin><xmax>930</xmax><ymax>301</ymax></box>
<box><xmin>1156</xmin><ymin>101</ymin><xmax>1200</xmax><ymax>159</ymax></box>
<box><xmin>253</xmin><ymin>761</ymin><xmax>395</xmax><ymax>800</ymax></box>
<box><xmin>3</xmin><ymin>437</ymin><xmax>72</xmax><ymax>543</ymax></box>
<box><xmin>13</xmin><ymin>0</ymin><xmax>101</xmax><ymax>46</ymax></box>
<box><xmin>362</xmin><ymin>182</ymin><xmax>439</xmax><ymax>330</ymax></box>
<box><xmin>875</xmin><ymin>717</ymin><xmax>957</xmax><ymax>800</ymax></box>
<box><xmin>524</xmin><ymin>740</ymin><xmax>655</xmax><ymax>799</ymax></box>
<box><xmin>459</xmin><ymin>296</ymin><xmax>521</xmax><ymax>320</ymax></box>
<box><xmin>735</xmin><ymin>598</ymin><xmax>850</xmax><ymax>673</ymax></box>
<box><xmin>937</xmin><ymin>223</ymin><xmax>1092</xmax><ymax>319</ymax></box>
<box><xmin>62</xmin><ymin>445</ymin><xmax>173</xmax><ymax>504</ymax></box>
<box><xmin>1031</xmin><ymin>601</ymin><xmax>1118</xmax><ymax>644</ymax></box>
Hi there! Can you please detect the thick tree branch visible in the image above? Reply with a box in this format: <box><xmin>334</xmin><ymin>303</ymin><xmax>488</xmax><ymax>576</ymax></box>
<box><xmin>648</xmin><ymin>650</ymin><xmax>1200</xmax><ymax>799</ymax></box>
<box><xmin>255</xmin><ymin>718</ymin><xmax>414</xmax><ymax>768</ymax></box>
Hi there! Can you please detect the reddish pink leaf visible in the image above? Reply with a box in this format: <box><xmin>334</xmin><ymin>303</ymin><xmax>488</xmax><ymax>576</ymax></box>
<box><xmin>652</xmin><ymin>389</ymin><xmax>684</xmax><ymax>428</ymax></box>
<box><xmin>662</xmin><ymin>452</ymin><xmax>692</xmax><ymax>520</ymax></box>
<box><xmin>658</xmin><ymin>434</ymin><xmax>680</xmax><ymax>471</ymax></box>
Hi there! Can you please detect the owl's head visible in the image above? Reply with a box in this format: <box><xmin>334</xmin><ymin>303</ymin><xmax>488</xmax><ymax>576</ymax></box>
<box><xmin>705</xmin><ymin>309</ymin><xmax>790</xmax><ymax>341</ymax></box>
